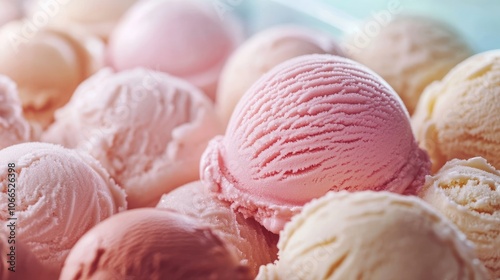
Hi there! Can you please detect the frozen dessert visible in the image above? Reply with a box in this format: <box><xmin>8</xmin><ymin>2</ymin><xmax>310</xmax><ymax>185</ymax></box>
<box><xmin>346</xmin><ymin>15</ymin><xmax>471</xmax><ymax>114</ymax></box>
<box><xmin>157</xmin><ymin>181</ymin><xmax>278</xmax><ymax>277</ymax></box>
<box><xmin>0</xmin><ymin>21</ymin><xmax>104</xmax><ymax>129</ymax></box>
<box><xmin>0</xmin><ymin>142</ymin><xmax>127</xmax><ymax>271</ymax></box>
<box><xmin>419</xmin><ymin>157</ymin><xmax>500</xmax><ymax>278</ymax></box>
<box><xmin>60</xmin><ymin>208</ymin><xmax>252</xmax><ymax>280</ymax></box>
<box><xmin>412</xmin><ymin>50</ymin><xmax>500</xmax><ymax>172</ymax></box>
<box><xmin>257</xmin><ymin>191</ymin><xmax>488</xmax><ymax>280</ymax></box>
<box><xmin>0</xmin><ymin>0</ymin><xmax>21</xmax><ymax>27</ymax></box>
<box><xmin>27</xmin><ymin>0</ymin><xmax>138</xmax><ymax>40</ymax></box>
<box><xmin>42</xmin><ymin>68</ymin><xmax>223</xmax><ymax>208</ymax></box>
<box><xmin>1</xmin><ymin>234</ymin><xmax>59</xmax><ymax>280</ymax></box>
<box><xmin>216</xmin><ymin>25</ymin><xmax>345</xmax><ymax>125</ymax></box>
<box><xmin>107</xmin><ymin>0</ymin><xmax>242</xmax><ymax>100</ymax></box>
<box><xmin>0</xmin><ymin>76</ymin><xmax>31</xmax><ymax>149</ymax></box>
<box><xmin>201</xmin><ymin>54</ymin><xmax>430</xmax><ymax>233</ymax></box>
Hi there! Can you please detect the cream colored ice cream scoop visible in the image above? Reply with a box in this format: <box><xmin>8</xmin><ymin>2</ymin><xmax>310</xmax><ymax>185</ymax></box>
<box><xmin>412</xmin><ymin>50</ymin><xmax>500</xmax><ymax>172</ymax></box>
<box><xmin>257</xmin><ymin>191</ymin><xmax>488</xmax><ymax>280</ymax></box>
<box><xmin>420</xmin><ymin>157</ymin><xmax>500</xmax><ymax>279</ymax></box>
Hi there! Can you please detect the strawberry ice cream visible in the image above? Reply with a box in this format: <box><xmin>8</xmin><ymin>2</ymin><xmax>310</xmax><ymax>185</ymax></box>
<box><xmin>201</xmin><ymin>54</ymin><xmax>431</xmax><ymax>233</ymax></box>
<box><xmin>0</xmin><ymin>76</ymin><xmax>31</xmax><ymax>149</ymax></box>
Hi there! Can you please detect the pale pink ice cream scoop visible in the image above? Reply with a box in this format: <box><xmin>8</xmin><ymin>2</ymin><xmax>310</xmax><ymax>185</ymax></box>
<box><xmin>0</xmin><ymin>142</ymin><xmax>127</xmax><ymax>271</ymax></box>
<box><xmin>0</xmin><ymin>76</ymin><xmax>31</xmax><ymax>149</ymax></box>
<box><xmin>157</xmin><ymin>181</ymin><xmax>278</xmax><ymax>277</ymax></box>
<box><xmin>0</xmin><ymin>1</ymin><xmax>21</xmax><ymax>27</ymax></box>
<box><xmin>42</xmin><ymin>68</ymin><xmax>223</xmax><ymax>208</ymax></box>
<box><xmin>60</xmin><ymin>209</ymin><xmax>252</xmax><ymax>280</ymax></box>
<box><xmin>201</xmin><ymin>54</ymin><xmax>431</xmax><ymax>233</ymax></box>
<box><xmin>107</xmin><ymin>0</ymin><xmax>242</xmax><ymax>100</ymax></box>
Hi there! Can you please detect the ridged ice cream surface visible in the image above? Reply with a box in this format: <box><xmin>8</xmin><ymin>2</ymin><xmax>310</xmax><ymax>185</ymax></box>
<box><xmin>346</xmin><ymin>15</ymin><xmax>471</xmax><ymax>114</ymax></box>
<box><xmin>60</xmin><ymin>209</ymin><xmax>252</xmax><ymax>280</ymax></box>
<box><xmin>420</xmin><ymin>157</ymin><xmax>500</xmax><ymax>278</ymax></box>
<box><xmin>256</xmin><ymin>191</ymin><xmax>488</xmax><ymax>280</ymax></box>
<box><xmin>201</xmin><ymin>54</ymin><xmax>430</xmax><ymax>233</ymax></box>
<box><xmin>412</xmin><ymin>50</ymin><xmax>500</xmax><ymax>172</ymax></box>
<box><xmin>0</xmin><ymin>143</ymin><xmax>126</xmax><ymax>271</ymax></box>
<box><xmin>42</xmin><ymin>68</ymin><xmax>223</xmax><ymax>208</ymax></box>
<box><xmin>217</xmin><ymin>25</ymin><xmax>345</xmax><ymax>124</ymax></box>
<box><xmin>157</xmin><ymin>181</ymin><xmax>278</xmax><ymax>277</ymax></box>
<box><xmin>0</xmin><ymin>75</ymin><xmax>31</xmax><ymax>149</ymax></box>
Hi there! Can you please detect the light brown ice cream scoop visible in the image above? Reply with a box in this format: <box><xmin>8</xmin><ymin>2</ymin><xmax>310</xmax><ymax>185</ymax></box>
<box><xmin>420</xmin><ymin>157</ymin><xmax>500</xmax><ymax>279</ymax></box>
<box><xmin>257</xmin><ymin>191</ymin><xmax>488</xmax><ymax>280</ymax></box>
<box><xmin>60</xmin><ymin>208</ymin><xmax>252</xmax><ymax>280</ymax></box>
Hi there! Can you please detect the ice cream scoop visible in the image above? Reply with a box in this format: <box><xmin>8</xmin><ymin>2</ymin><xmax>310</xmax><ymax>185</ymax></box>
<box><xmin>419</xmin><ymin>157</ymin><xmax>500</xmax><ymax>279</ymax></box>
<box><xmin>0</xmin><ymin>0</ymin><xmax>21</xmax><ymax>27</ymax></box>
<box><xmin>412</xmin><ymin>50</ymin><xmax>500</xmax><ymax>172</ymax></box>
<box><xmin>1</xmin><ymin>234</ymin><xmax>59</xmax><ymax>280</ymax></box>
<box><xmin>27</xmin><ymin>0</ymin><xmax>138</xmax><ymax>40</ymax></box>
<box><xmin>0</xmin><ymin>142</ymin><xmax>127</xmax><ymax>271</ymax></box>
<box><xmin>216</xmin><ymin>25</ymin><xmax>345</xmax><ymax>125</ymax></box>
<box><xmin>0</xmin><ymin>76</ymin><xmax>31</xmax><ymax>149</ymax></box>
<box><xmin>107</xmin><ymin>0</ymin><xmax>242</xmax><ymax>100</ymax></box>
<box><xmin>0</xmin><ymin>21</ymin><xmax>104</xmax><ymax>129</ymax></box>
<box><xmin>346</xmin><ymin>15</ymin><xmax>471</xmax><ymax>114</ymax></box>
<box><xmin>257</xmin><ymin>191</ymin><xmax>488</xmax><ymax>280</ymax></box>
<box><xmin>43</xmin><ymin>68</ymin><xmax>223</xmax><ymax>208</ymax></box>
<box><xmin>60</xmin><ymin>208</ymin><xmax>252</xmax><ymax>280</ymax></box>
<box><xmin>201</xmin><ymin>54</ymin><xmax>430</xmax><ymax>233</ymax></box>
<box><xmin>157</xmin><ymin>181</ymin><xmax>278</xmax><ymax>277</ymax></box>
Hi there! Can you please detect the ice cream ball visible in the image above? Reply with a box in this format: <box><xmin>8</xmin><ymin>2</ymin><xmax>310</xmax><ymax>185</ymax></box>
<box><xmin>412</xmin><ymin>50</ymin><xmax>500</xmax><ymax>172</ymax></box>
<box><xmin>59</xmin><ymin>209</ymin><xmax>252</xmax><ymax>280</ymax></box>
<box><xmin>0</xmin><ymin>0</ymin><xmax>21</xmax><ymax>27</ymax></box>
<box><xmin>216</xmin><ymin>25</ymin><xmax>345</xmax><ymax>125</ymax></box>
<box><xmin>0</xmin><ymin>75</ymin><xmax>31</xmax><ymax>149</ymax></box>
<box><xmin>42</xmin><ymin>68</ymin><xmax>224</xmax><ymax>208</ymax></box>
<box><xmin>26</xmin><ymin>0</ymin><xmax>138</xmax><ymax>40</ymax></box>
<box><xmin>257</xmin><ymin>191</ymin><xmax>488</xmax><ymax>280</ymax></box>
<box><xmin>0</xmin><ymin>142</ymin><xmax>127</xmax><ymax>272</ymax></box>
<box><xmin>107</xmin><ymin>0</ymin><xmax>242</xmax><ymax>100</ymax></box>
<box><xmin>0</xmin><ymin>21</ymin><xmax>104</xmax><ymax>129</ymax></box>
<box><xmin>346</xmin><ymin>15</ymin><xmax>472</xmax><ymax>114</ymax></box>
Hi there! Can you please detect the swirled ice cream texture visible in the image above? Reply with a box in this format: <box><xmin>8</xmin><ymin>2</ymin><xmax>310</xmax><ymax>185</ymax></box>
<box><xmin>201</xmin><ymin>54</ymin><xmax>430</xmax><ymax>233</ymax></box>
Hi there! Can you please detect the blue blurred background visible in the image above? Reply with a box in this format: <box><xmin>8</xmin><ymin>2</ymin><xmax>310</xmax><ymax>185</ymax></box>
<box><xmin>234</xmin><ymin>0</ymin><xmax>500</xmax><ymax>53</ymax></box>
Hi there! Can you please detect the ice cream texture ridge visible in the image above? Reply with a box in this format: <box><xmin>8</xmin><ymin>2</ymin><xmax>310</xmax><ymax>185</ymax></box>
<box><xmin>201</xmin><ymin>54</ymin><xmax>431</xmax><ymax>234</ymax></box>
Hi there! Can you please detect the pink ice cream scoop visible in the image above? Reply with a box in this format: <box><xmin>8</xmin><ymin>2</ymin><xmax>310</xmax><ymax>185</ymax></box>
<box><xmin>201</xmin><ymin>54</ymin><xmax>431</xmax><ymax>233</ymax></box>
<box><xmin>0</xmin><ymin>76</ymin><xmax>31</xmax><ymax>150</ymax></box>
<box><xmin>60</xmin><ymin>209</ymin><xmax>252</xmax><ymax>280</ymax></box>
<box><xmin>107</xmin><ymin>0</ymin><xmax>242</xmax><ymax>100</ymax></box>
<box><xmin>0</xmin><ymin>0</ymin><xmax>21</xmax><ymax>26</ymax></box>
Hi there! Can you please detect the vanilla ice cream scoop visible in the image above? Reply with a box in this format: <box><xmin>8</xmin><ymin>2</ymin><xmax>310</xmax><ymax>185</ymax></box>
<box><xmin>43</xmin><ymin>68</ymin><xmax>223</xmax><ymax>208</ymax></box>
<box><xmin>257</xmin><ymin>191</ymin><xmax>488</xmax><ymax>280</ymax></box>
<box><xmin>0</xmin><ymin>21</ymin><xmax>104</xmax><ymax>129</ymax></box>
<box><xmin>412</xmin><ymin>50</ymin><xmax>500</xmax><ymax>172</ymax></box>
<box><xmin>0</xmin><ymin>143</ymin><xmax>126</xmax><ymax>271</ymax></box>
<box><xmin>201</xmin><ymin>54</ymin><xmax>430</xmax><ymax>234</ymax></box>
<box><xmin>157</xmin><ymin>181</ymin><xmax>278</xmax><ymax>277</ymax></box>
<box><xmin>216</xmin><ymin>25</ymin><xmax>345</xmax><ymax>125</ymax></box>
<box><xmin>346</xmin><ymin>15</ymin><xmax>471</xmax><ymax>114</ymax></box>
<box><xmin>60</xmin><ymin>209</ymin><xmax>252</xmax><ymax>280</ymax></box>
<box><xmin>0</xmin><ymin>76</ymin><xmax>31</xmax><ymax>149</ymax></box>
<box><xmin>420</xmin><ymin>157</ymin><xmax>500</xmax><ymax>278</ymax></box>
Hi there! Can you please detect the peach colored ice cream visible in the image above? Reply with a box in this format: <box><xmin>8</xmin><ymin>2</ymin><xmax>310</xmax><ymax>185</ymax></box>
<box><xmin>43</xmin><ymin>68</ymin><xmax>223</xmax><ymax>208</ymax></box>
<box><xmin>412</xmin><ymin>50</ymin><xmax>500</xmax><ymax>172</ymax></box>
<box><xmin>157</xmin><ymin>181</ymin><xmax>278</xmax><ymax>277</ymax></box>
<box><xmin>60</xmin><ymin>209</ymin><xmax>252</xmax><ymax>280</ymax></box>
<box><xmin>0</xmin><ymin>76</ymin><xmax>31</xmax><ymax>149</ymax></box>
<box><xmin>201</xmin><ymin>54</ymin><xmax>430</xmax><ymax>233</ymax></box>
<box><xmin>217</xmin><ymin>25</ymin><xmax>345</xmax><ymax>125</ymax></box>
<box><xmin>420</xmin><ymin>157</ymin><xmax>500</xmax><ymax>278</ymax></box>
<box><xmin>0</xmin><ymin>142</ymin><xmax>126</xmax><ymax>271</ymax></box>
<box><xmin>346</xmin><ymin>15</ymin><xmax>471</xmax><ymax>114</ymax></box>
<box><xmin>0</xmin><ymin>21</ymin><xmax>104</xmax><ymax>129</ymax></box>
<box><xmin>107</xmin><ymin>0</ymin><xmax>242</xmax><ymax>100</ymax></box>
